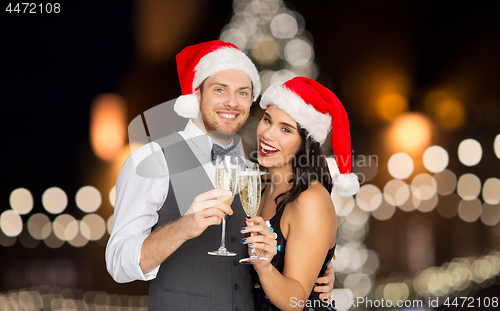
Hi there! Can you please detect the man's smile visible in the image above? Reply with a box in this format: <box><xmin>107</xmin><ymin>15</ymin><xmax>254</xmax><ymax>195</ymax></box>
<box><xmin>217</xmin><ymin>111</ymin><xmax>239</xmax><ymax>121</ymax></box>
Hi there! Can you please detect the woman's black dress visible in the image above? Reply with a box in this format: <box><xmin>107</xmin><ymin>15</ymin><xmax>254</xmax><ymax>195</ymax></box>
<box><xmin>253</xmin><ymin>201</ymin><xmax>336</xmax><ymax>311</ymax></box>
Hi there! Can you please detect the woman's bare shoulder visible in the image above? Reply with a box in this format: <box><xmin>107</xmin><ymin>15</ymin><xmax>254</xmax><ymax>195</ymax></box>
<box><xmin>297</xmin><ymin>181</ymin><xmax>332</xmax><ymax>206</ymax></box>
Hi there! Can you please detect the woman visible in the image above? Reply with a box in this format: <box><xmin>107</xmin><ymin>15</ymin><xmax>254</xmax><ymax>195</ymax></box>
<box><xmin>241</xmin><ymin>77</ymin><xmax>359</xmax><ymax>310</ymax></box>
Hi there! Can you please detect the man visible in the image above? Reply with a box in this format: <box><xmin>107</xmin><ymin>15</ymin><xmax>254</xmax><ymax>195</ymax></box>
<box><xmin>106</xmin><ymin>41</ymin><xmax>334</xmax><ymax>310</ymax></box>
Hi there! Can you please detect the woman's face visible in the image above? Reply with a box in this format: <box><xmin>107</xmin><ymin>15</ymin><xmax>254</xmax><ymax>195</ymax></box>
<box><xmin>256</xmin><ymin>105</ymin><xmax>302</xmax><ymax>169</ymax></box>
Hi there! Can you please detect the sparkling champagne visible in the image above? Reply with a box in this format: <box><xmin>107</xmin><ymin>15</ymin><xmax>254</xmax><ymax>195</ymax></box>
<box><xmin>238</xmin><ymin>171</ymin><xmax>261</xmax><ymax>216</ymax></box>
<box><xmin>216</xmin><ymin>167</ymin><xmax>238</xmax><ymax>205</ymax></box>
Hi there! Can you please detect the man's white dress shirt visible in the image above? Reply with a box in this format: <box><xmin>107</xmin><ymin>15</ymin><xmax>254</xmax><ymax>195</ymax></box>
<box><xmin>105</xmin><ymin>120</ymin><xmax>235</xmax><ymax>283</ymax></box>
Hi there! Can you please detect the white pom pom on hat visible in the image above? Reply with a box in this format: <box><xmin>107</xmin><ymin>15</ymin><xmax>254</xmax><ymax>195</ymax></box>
<box><xmin>260</xmin><ymin>77</ymin><xmax>359</xmax><ymax>197</ymax></box>
<box><xmin>173</xmin><ymin>40</ymin><xmax>261</xmax><ymax>119</ymax></box>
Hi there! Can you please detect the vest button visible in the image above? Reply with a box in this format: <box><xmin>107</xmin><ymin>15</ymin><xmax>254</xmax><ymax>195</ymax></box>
<box><xmin>235</xmin><ymin>308</ymin><xmax>240</xmax><ymax>311</ymax></box>
<box><xmin>234</xmin><ymin>284</ymin><xmax>239</xmax><ymax>290</ymax></box>
<box><xmin>233</xmin><ymin>260</ymin><xmax>238</xmax><ymax>266</ymax></box>
<box><xmin>227</xmin><ymin>214</ymin><xmax>232</xmax><ymax>220</ymax></box>
<box><xmin>230</xmin><ymin>236</ymin><xmax>236</xmax><ymax>243</ymax></box>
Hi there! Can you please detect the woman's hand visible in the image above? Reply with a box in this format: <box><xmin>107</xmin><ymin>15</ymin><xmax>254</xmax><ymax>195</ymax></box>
<box><xmin>241</xmin><ymin>215</ymin><xmax>277</xmax><ymax>270</ymax></box>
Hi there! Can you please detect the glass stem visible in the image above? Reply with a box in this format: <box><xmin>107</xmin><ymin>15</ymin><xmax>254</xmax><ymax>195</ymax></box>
<box><xmin>220</xmin><ymin>214</ymin><xmax>227</xmax><ymax>250</ymax></box>
<box><xmin>250</xmin><ymin>221</ymin><xmax>257</xmax><ymax>256</ymax></box>
<box><xmin>251</xmin><ymin>233</ymin><xmax>257</xmax><ymax>256</ymax></box>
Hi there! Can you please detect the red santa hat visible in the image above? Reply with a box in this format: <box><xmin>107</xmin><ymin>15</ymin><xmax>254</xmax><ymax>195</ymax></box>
<box><xmin>174</xmin><ymin>40</ymin><xmax>261</xmax><ymax>119</ymax></box>
<box><xmin>260</xmin><ymin>76</ymin><xmax>359</xmax><ymax>197</ymax></box>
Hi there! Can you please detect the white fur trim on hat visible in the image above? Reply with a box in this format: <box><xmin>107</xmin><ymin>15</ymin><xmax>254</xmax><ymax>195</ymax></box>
<box><xmin>174</xmin><ymin>94</ymin><xmax>200</xmax><ymax>119</ymax></box>
<box><xmin>333</xmin><ymin>173</ymin><xmax>359</xmax><ymax>197</ymax></box>
<box><xmin>260</xmin><ymin>82</ymin><xmax>331</xmax><ymax>144</ymax></box>
<box><xmin>193</xmin><ymin>47</ymin><xmax>261</xmax><ymax>100</ymax></box>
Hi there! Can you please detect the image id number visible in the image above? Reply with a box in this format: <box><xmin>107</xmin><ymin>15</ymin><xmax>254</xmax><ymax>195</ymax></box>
<box><xmin>444</xmin><ymin>296</ymin><xmax>498</xmax><ymax>308</ymax></box>
<box><xmin>6</xmin><ymin>3</ymin><xmax>61</xmax><ymax>13</ymax></box>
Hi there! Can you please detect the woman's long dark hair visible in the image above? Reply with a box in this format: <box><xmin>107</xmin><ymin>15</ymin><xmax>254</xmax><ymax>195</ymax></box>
<box><xmin>272</xmin><ymin>124</ymin><xmax>333</xmax><ymax>213</ymax></box>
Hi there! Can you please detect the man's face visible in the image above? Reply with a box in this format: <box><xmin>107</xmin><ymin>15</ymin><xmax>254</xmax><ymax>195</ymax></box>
<box><xmin>195</xmin><ymin>69</ymin><xmax>254</xmax><ymax>135</ymax></box>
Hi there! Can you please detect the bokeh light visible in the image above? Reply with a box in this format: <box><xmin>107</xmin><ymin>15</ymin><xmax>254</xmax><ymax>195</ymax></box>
<box><xmin>458</xmin><ymin>199</ymin><xmax>482</xmax><ymax>222</ymax></box>
<box><xmin>333</xmin><ymin>243</ymin><xmax>368</xmax><ymax>273</ymax></box>
<box><xmin>43</xmin><ymin>231</ymin><xmax>65</xmax><ymax>248</ymax></box>
<box><xmin>238</xmin><ymin>22</ymin><xmax>262</xmax><ymax>39</ymax></box>
<box><xmin>331</xmin><ymin>289</ymin><xmax>354</xmax><ymax>311</ymax></box>
<box><xmin>332</xmin><ymin>193</ymin><xmax>355</xmax><ymax>217</ymax></box>
<box><xmin>338</xmin><ymin>220</ymin><xmax>368</xmax><ymax>245</ymax></box>
<box><xmin>425</xmin><ymin>91</ymin><xmax>467</xmax><ymax>130</ymax></box>
<box><xmin>436</xmin><ymin>193</ymin><xmax>460</xmax><ymax>218</ymax></box>
<box><xmin>388</xmin><ymin>113</ymin><xmax>432</xmax><ymax>154</ymax></box>
<box><xmin>482</xmin><ymin>178</ymin><xmax>500</xmax><ymax>205</ymax></box>
<box><xmin>411</xmin><ymin>173</ymin><xmax>437</xmax><ymax>201</ymax></box>
<box><xmin>375</xmin><ymin>93</ymin><xmax>409</xmax><ymax>122</ymax></box>
<box><xmin>343</xmin><ymin>274</ymin><xmax>372</xmax><ymax>298</ymax></box>
<box><xmin>434</xmin><ymin>99</ymin><xmax>466</xmax><ymax>130</ymax></box>
<box><xmin>457</xmin><ymin>174</ymin><xmax>481</xmax><ymax>201</ymax></box>
<box><xmin>9</xmin><ymin>188</ymin><xmax>34</xmax><ymax>215</ymax></box>
<box><xmin>0</xmin><ymin>210</ymin><xmax>23</xmax><ymax>237</ymax></box>
<box><xmin>270</xmin><ymin>69</ymin><xmax>296</xmax><ymax>85</ymax></box>
<box><xmin>371</xmin><ymin>201</ymin><xmax>396</xmax><ymax>221</ymax></box>
<box><xmin>356</xmin><ymin>184</ymin><xmax>382</xmax><ymax>212</ymax></box>
<box><xmin>362</xmin><ymin>250</ymin><xmax>380</xmax><ymax>275</ymax></box>
<box><xmin>53</xmin><ymin>214</ymin><xmax>78</xmax><ymax>241</ymax></box>
<box><xmin>68</xmin><ymin>222</ymin><xmax>90</xmax><ymax>248</ymax></box>
<box><xmin>223</xmin><ymin>0</ymin><xmax>318</xmax><ymax>94</ymax></box>
<box><xmin>286</xmin><ymin>60</ymin><xmax>319</xmax><ymax>80</ymax></box>
<box><xmin>220</xmin><ymin>28</ymin><xmax>247</xmax><ymax>50</ymax></box>
<box><xmin>0</xmin><ymin>288</ymin><xmax>152</xmax><ymax>311</ymax></box>
<box><xmin>251</xmin><ymin>35</ymin><xmax>279</xmax><ymax>65</ymax></box>
<box><xmin>423</xmin><ymin>146</ymin><xmax>449</xmax><ymax>173</ymax></box>
<box><xmin>352</xmin><ymin>157</ymin><xmax>378</xmax><ymax>184</ymax></box>
<box><xmin>398</xmin><ymin>197</ymin><xmax>417</xmax><ymax>212</ymax></box>
<box><xmin>81</xmin><ymin>214</ymin><xmax>106</xmax><ymax>241</ymax></box>
<box><xmin>480</xmin><ymin>203</ymin><xmax>500</xmax><ymax>226</ymax></box>
<box><xmin>75</xmin><ymin>186</ymin><xmax>102</xmax><ymax>213</ymax></box>
<box><xmin>0</xmin><ymin>229</ymin><xmax>16</xmax><ymax>247</ymax></box>
<box><xmin>42</xmin><ymin>187</ymin><xmax>68</xmax><ymax>214</ymax></box>
<box><xmin>494</xmin><ymin>134</ymin><xmax>500</xmax><ymax>159</ymax></box>
<box><xmin>245</xmin><ymin>0</ymin><xmax>273</xmax><ymax>24</ymax></box>
<box><xmin>344</xmin><ymin>206</ymin><xmax>370</xmax><ymax>227</ymax></box>
<box><xmin>410</xmin><ymin>249</ymin><xmax>500</xmax><ymax>298</ymax></box>
<box><xmin>434</xmin><ymin>169</ymin><xmax>457</xmax><ymax>195</ymax></box>
<box><xmin>383</xmin><ymin>179</ymin><xmax>410</xmax><ymax>206</ymax></box>
<box><xmin>109</xmin><ymin>186</ymin><xmax>117</xmax><ymax>207</ymax></box>
<box><xmin>458</xmin><ymin>139</ymin><xmax>482</xmax><ymax>166</ymax></box>
<box><xmin>284</xmin><ymin>38</ymin><xmax>313</xmax><ymax>66</ymax></box>
<box><xmin>259</xmin><ymin>70</ymin><xmax>275</xmax><ymax>91</ymax></box>
<box><xmin>270</xmin><ymin>13</ymin><xmax>298</xmax><ymax>38</ymax></box>
<box><xmin>90</xmin><ymin>93</ymin><xmax>128</xmax><ymax>162</ymax></box>
<box><xmin>416</xmin><ymin>193</ymin><xmax>439</xmax><ymax>213</ymax></box>
<box><xmin>388</xmin><ymin>153</ymin><xmax>414</xmax><ymax>180</ymax></box>
<box><xmin>27</xmin><ymin>213</ymin><xmax>52</xmax><ymax>240</ymax></box>
<box><xmin>383</xmin><ymin>283</ymin><xmax>410</xmax><ymax>306</ymax></box>
<box><xmin>18</xmin><ymin>225</ymin><xmax>40</xmax><ymax>248</ymax></box>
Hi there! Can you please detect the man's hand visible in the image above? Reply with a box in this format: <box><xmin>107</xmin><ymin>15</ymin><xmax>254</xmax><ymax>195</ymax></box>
<box><xmin>180</xmin><ymin>189</ymin><xmax>234</xmax><ymax>240</ymax></box>
<box><xmin>314</xmin><ymin>262</ymin><xmax>335</xmax><ymax>302</ymax></box>
<box><xmin>139</xmin><ymin>189</ymin><xmax>233</xmax><ymax>274</ymax></box>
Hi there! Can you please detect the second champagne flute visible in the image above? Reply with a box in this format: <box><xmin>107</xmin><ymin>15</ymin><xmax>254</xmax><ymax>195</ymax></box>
<box><xmin>238</xmin><ymin>162</ymin><xmax>269</xmax><ymax>264</ymax></box>
<box><xmin>208</xmin><ymin>155</ymin><xmax>238</xmax><ymax>256</ymax></box>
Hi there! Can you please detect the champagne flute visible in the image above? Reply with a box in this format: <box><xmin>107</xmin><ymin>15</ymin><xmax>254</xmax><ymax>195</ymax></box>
<box><xmin>238</xmin><ymin>162</ymin><xmax>269</xmax><ymax>264</ymax></box>
<box><xmin>208</xmin><ymin>155</ymin><xmax>238</xmax><ymax>256</ymax></box>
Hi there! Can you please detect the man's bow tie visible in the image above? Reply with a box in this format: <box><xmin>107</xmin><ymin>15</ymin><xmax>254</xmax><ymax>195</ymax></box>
<box><xmin>211</xmin><ymin>144</ymin><xmax>241</xmax><ymax>164</ymax></box>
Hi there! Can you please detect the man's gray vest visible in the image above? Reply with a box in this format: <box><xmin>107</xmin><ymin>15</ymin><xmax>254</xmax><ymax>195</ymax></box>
<box><xmin>147</xmin><ymin>133</ymin><xmax>255</xmax><ymax>311</ymax></box>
